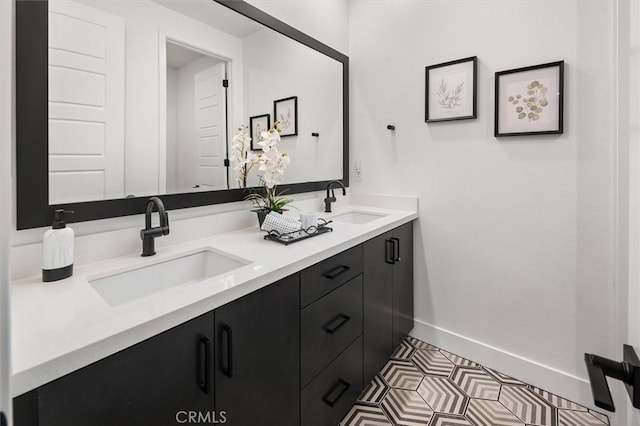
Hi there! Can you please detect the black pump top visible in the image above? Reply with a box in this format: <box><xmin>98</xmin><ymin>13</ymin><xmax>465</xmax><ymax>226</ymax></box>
<box><xmin>52</xmin><ymin>209</ymin><xmax>74</xmax><ymax>229</ymax></box>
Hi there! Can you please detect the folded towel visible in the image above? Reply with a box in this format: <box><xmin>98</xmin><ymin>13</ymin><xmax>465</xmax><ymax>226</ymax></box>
<box><xmin>261</xmin><ymin>211</ymin><xmax>302</xmax><ymax>234</ymax></box>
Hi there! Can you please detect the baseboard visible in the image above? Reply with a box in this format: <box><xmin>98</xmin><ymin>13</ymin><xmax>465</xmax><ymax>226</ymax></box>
<box><xmin>410</xmin><ymin>319</ymin><xmax>598</xmax><ymax>411</ymax></box>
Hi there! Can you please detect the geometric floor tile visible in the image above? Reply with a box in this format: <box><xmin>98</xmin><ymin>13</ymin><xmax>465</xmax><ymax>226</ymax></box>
<box><xmin>466</xmin><ymin>398</ymin><xmax>525</xmax><ymax>426</ymax></box>
<box><xmin>391</xmin><ymin>340</ymin><xmax>416</xmax><ymax>361</ymax></box>
<box><xmin>340</xmin><ymin>404</ymin><xmax>392</xmax><ymax>426</ymax></box>
<box><xmin>484</xmin><ymin>366</ymin><xmax>526</xmax><ymax>386</ymax></box>
<box><xmin>441</xmin><ymin>349</ymin><xmax>479</xmax><ymax>367</ymax></box>
<box><xmin>498</xmin><ymin>385</ymin><xmax>557</xmax><ymax>426</ymax></box>
<box><xmin>430</xmin><ymin>412</ymin><xmax>472</xmax><ymax>425</ymax></box>
<box><xmin>359</xmin><ymin>374</ymin><xmax>389</xmax><ymax>404</ymax></box>
<box><xmin>587</xmin><ymin>409</ymin><xmax>610</xmax><ymax>425</ymax></box>
<box><xmin>411</xmin><ymin>349</ymin><xmax>455</xmax><ymax>377</ymax></box>
<box><xmin>341</xmin><ymin>337</ymin><xmax>609</xmax><ymax>426</ymax></box>
<box><xmin>380</xmin><ymin>359</ymin><xmax>424</xmax><ymax>390</ymax></box>
<box><xmin>406</xmin><ymin>336</ymin><xmax>439</xmax><ymax>350</ymax></box>
<box><xmin>451</xmin><ymin>366</ymin><xmax>501</xmax><ymax>400</ymax></box>
<box><xmin>529</xmin><ymin>386</ymin><xmax>587</xmax><ymax>412</ymax></box>
<box><xmin>417</xmin><ymin>375</ymin><xmax>468</xmax><ymax>415</ymax></box>
<box><xmin>380</xmin><ymin>388</ymin><xmax>434</xmax><ymax>426</ymax></box>
<box><xmin>558</xmin><ymin>409</ymin><xmax>609</xmax><ymax>426</ymax></box>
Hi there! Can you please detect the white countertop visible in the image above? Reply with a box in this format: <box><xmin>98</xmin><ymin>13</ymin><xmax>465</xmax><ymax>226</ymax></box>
<box><xmin>10</xmin><ymin>194</ymin><xmax>417</xmax><ymax>397</ymax></box>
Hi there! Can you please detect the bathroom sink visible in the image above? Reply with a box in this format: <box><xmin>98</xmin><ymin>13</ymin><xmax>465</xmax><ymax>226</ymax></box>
<box><xmin>331</xmin><ymin>211</ymin><xmax>388</xmax><ymax>225</ymax></box>
<box><xmin>89</xmin><ymin>249</ymin><xmax>250</xmax><ymax>307</ymax></box>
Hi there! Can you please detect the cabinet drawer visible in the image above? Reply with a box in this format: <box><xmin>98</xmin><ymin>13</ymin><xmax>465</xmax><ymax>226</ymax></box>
<box><xmin>301</xmin><ymin>336</ymin><xmax>363</xmax><ymax>426</ymax></box>
<box><xmin>301</xmin><ymin>275</ymin><xmax>363</xmax><ymax>388</ymax></box>
<box><xmin>301</xmin><ymin>245</ymin><xmax>363</xmax><ymax>308</ymax></box>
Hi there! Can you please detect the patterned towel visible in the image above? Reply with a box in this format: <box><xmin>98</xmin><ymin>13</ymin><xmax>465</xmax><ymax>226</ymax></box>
<box><xmin>261</xmin><ymin>211</ymin><xmax>302</xmax><ymax>234</ymax></box>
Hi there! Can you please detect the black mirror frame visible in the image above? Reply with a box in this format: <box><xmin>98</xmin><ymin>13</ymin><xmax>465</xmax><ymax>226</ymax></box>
<box><xmin>16</xmin><ymin>0</ymin><xmax>349</xmax><ymax>230</ymax></box>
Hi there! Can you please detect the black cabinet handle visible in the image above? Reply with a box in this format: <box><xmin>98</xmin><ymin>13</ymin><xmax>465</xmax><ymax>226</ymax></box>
<box><xmin>221</xmin><ymin>324</ymin><xmax>233</xmax><ymax>378</ymax></box>
<box><xmin>391</xmin><ymin>237</ymin><xmax>401</xmax><ymax>261</ymax></box>
<box><xmin>385</xmin><ymin>239</ymin><xmax>395</xmax><ymax>264</ymax></box>
<box><xmin>323</xmin><ymin>314</ymin><xmax>351</xmax><ymax>334</ymax></box>
<box><xmin>322</xmin><ymin>379</ymin><xmax>351</xmax><ymax>407</ymax></box>
<box><xmin>323</xmin><ymin>264</ymin><xmax>350</xmax><ymax>279</ymax></box>
<box><xmin>198</xmin><ymin>336</ymin><xmax>211</xmax><ymax>394</ymax></box>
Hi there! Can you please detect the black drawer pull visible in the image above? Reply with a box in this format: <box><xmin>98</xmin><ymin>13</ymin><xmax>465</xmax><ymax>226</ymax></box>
<box><xmin>198</xmin><ymin>336</ymin><xmax>211</xmax><ymax>394</ymax></box>
<box><xmin>323</xmin><ymin>314</ymin><xmax>351</xmax><ymax>334</ymax></box>
<box><xmin>221</xmin><ymin>324</ymin><xmax>233</xmax><ymax>378</ymax></box>
<box><xmin>391</xmin><ymin>237</ymin><xmax>401</xmax><ymax>261</ymax></box>
<box><xmin>323</xmin><ymin>264</ymin><xmax>351</xmax><ymax>279</ymax></box>
<box><xmin>322</xmin><ymin>379</ymin><xmax>351</xmax><ymax>407</ymax></box>
<box><xmin>385</xmin><ymin>239</ymin><xmax>395</xmax><ymax>264</ymax></box>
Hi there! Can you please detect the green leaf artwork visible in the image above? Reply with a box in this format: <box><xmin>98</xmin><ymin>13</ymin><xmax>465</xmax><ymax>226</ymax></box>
<box><xmin>437</xmin><ymin>77</ymin><xmax>464</xmax><ymax>110</ymax></box>
<box><xmin>508</xmin><ymin>80</ymin><xmax>548</xmax><ymax>122</ymax></box>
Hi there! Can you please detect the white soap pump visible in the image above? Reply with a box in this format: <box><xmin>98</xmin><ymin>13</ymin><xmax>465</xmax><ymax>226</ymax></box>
<box><xmin>42</xmin><ymin>209</ymin><xmax>74</xmax><ymax>282</ymax></box>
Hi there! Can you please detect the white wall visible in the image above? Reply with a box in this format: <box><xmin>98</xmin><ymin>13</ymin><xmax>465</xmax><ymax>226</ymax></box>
<box><xmin>166</xmin><ymin>67</ymin><xmax>179</xmax><ymax>192</ymax></box>
<box><xmin>349</xmin><ymin>0</ymin><xmax>617</xmax><ymax>409</ymax></box>
<box><xmin>245</xmin><ymin>0</ymin><xmax>349</xmax><ymax>54</ymax></box>
<box><xmin>0</xmin><ymin>0</ymin><xmax>13</xmax><ymax>422</ymax></box>
<box><xmin>241</xmin><ymin>28</ymin><xmax>343</xmax><ymax>186</ymax></box>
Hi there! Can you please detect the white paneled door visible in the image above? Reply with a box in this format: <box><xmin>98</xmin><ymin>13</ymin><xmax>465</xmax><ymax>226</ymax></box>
<box><xmin>48</xmin><ymin>0</ymin><xmax>124</xmax><ymax>204</ymax></box>
<box><xmin>194</xmin><ymin>62</ymin><xmax>227</xmax><ymax>190</ymax></box>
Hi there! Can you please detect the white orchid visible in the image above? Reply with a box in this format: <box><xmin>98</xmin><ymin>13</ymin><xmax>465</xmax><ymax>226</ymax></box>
<box><xmin>258</xmin><ymin>127</ymin><xmax>280</xmax><ymax>152</ymax></box>
<box><xmin>230</xmin><ymin>125</ymin><xmax>258</xmax><ymax>188</ymax></box>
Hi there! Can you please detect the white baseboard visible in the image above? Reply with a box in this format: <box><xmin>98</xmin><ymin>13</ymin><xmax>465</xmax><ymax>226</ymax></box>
<box><xmin>410</xmin><ymin>319</ymin><xmax>598</xmax><ymax>411</ymax></box>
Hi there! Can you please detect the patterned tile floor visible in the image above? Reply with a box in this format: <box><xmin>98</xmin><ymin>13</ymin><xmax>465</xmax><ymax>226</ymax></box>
<box><xmin>341</xmin><ymin>337</ymin><xmax>609</xmax><ymax>426</ymax></box>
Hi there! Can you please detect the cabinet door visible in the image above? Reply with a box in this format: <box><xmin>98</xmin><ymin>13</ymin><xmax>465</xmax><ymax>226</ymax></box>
<box><xmin>392</xmin><ymin>221</ymin><xmax>414</xmax><ymax>349</ymax></box>
<box><xmin>35</xmin><ymin>312</ymin><xmax>215</xmax><ymax>426</ymax></box>
<box><xmin>363</xmin><ymin>231</ymin><xmax>394</xmax><ymax>384</ymax></box>
<box><xmin>214</xmin><ymin>274</ymin><xmax>300</xmax><ymax>426</ymax></box>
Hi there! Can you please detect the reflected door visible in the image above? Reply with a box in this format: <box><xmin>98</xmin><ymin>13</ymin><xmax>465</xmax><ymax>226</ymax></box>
<box><xmin>194</xmin><ymin>62</ymin><xmax>227</xmax><ymax>190</ymax></box>
<box><xmin>48</xmin><ymin>0</ymin><xmax>125</xmax><ymax>203</ymax></box>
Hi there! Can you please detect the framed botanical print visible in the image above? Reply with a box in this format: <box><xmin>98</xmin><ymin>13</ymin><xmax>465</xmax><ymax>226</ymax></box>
<box><xmin>274</xmin><ymin>96</ymin><xmax>298</xmax><ymax>137</ymax></box>
<box><xmin>495</xmin><ymin>61</ymin><xmax>564</xmax><ymax>137</ymax></box>
<box><xmin>425</xmin><ymin>56</ymin><xmax>477</xmax><ymax>122</ymax></box>
<box><xmin>249</xmin><ymin>114</ymin><xmax>270</xmax><ymax>151</ymax></box>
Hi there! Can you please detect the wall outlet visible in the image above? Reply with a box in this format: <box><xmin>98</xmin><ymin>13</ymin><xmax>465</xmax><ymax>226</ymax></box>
<box><xmin>355</xmin><ymin>161</ymin><xmax>363</xmax><ymax>181</ymax></box>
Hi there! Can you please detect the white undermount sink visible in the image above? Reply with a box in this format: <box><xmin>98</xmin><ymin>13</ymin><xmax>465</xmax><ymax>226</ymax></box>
<box><xmin>331</xmin><ymin>211</ymin><xmax>388</xmax><ymax>225</ymax></box>
<box><xmin>89</xmin><ymin>249</ymin><xmax>251</xmax><ymax>307</ymax></box>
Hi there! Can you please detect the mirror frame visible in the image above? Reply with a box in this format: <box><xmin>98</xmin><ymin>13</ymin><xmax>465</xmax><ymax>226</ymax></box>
<box><xmin>16</xmin><ymin>0</ymin><xmax>349</xmax><ymax>230</ymax></box>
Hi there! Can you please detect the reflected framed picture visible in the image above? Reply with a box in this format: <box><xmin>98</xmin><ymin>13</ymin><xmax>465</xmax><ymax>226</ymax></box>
<box><xmin>495</xmin><ymin>61</ymin><xmax>564</xmax><ymax>137</ymax></box>
<box><xmin>425</xmin><ymin>56</ymin><xmax>477</xmax><ymax>122</ymax></box>
<box><xmin>249</xmin><ymin>114</ymin><xmax>271</xmax><ymax>151</ymax></box>
<box><xmin>274</xmin><ymin>96</ymin><xmax>298</xmax><ymax>137</ymax></box>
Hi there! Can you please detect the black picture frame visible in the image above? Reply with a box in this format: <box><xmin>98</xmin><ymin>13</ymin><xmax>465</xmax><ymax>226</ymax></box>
<box><xmin>495</xmin><ymin>61</ymin><xmax>564</xmax><ymax>137</ymax></box>
<box><xmin>425</xmin><ymin>56</ymin><xmax>477</xmax><ymax>123</ymax></box>
<box><xmin>15</xmin><ymin>1</ymin><xmax>349</xmax><ymax>229</ymax></box>
<box><xmin>249</xmin><ymin>114</ymin><xmax>271</xmax><ymax>151</ymax></box>
<box><xmin>273</xmin><ymin>96</ymin><xmax>298</xmax><ymax>137</ymax></box>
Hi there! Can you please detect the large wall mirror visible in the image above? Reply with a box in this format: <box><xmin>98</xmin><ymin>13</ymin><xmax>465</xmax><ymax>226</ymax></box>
<box><xmin>16</xmin><ymin>0</ymin><xmax>349</xmax><ymax>229</ymax></box>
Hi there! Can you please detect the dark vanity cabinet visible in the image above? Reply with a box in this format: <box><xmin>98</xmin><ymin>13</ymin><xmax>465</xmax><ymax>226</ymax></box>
<box><xmin>14</xmin><ymin>311</ymin><xmax>216</xmax><ymax>426</ymax></box>
<box><xmin>363</xmin><ymin>221</ymin><xmax>414</xmax><ymax>383</ymax></box>
<box><xmin>215</xmin><ymin>274</ymin><xmax>300</xmax><ymax>426</ymax></box>
<box><xmin>13</xmin><ymin>276</ymin><xmax>300</xmax><ymax>426</ymax></box>
<box><xmin>13</xmin><ymin>222</ymin><xmax>414</xmax><ymax>426</ymax></box>
<box><xmin>300</xmin><ymin>246</ymin><xmax>364</xmax><ymax>425</ymax></box>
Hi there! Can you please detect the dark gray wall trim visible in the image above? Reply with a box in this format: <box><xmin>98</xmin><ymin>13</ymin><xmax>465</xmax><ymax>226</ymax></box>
<box><xmin>15</xmin><ymin>0</ymin><xmax>349</xmax><ymax>229</ymax></box>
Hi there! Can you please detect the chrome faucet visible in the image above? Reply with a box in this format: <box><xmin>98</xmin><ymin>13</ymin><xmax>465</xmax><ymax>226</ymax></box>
<box><xmin>324</xmin><ymin>180</ymin><xmax>346</xmax><ymax>213</ymax></box>
<box><xmin>140</xmin><ymin>197</ymin><xmax>170</xmax><ymax>257</ymax></box>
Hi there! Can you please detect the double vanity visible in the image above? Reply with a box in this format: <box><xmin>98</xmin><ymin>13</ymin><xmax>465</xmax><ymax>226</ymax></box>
<box><xmin>11</xmin><ymin>195</ymin><xmax>417</xmax><ymax>425</ymax></box>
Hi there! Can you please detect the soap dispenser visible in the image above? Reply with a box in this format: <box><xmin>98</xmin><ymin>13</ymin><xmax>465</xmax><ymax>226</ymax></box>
<box><xmin>42</xmin><ymin>209</ymin><xmax>74</xmax><ymax>282</ymax></box>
